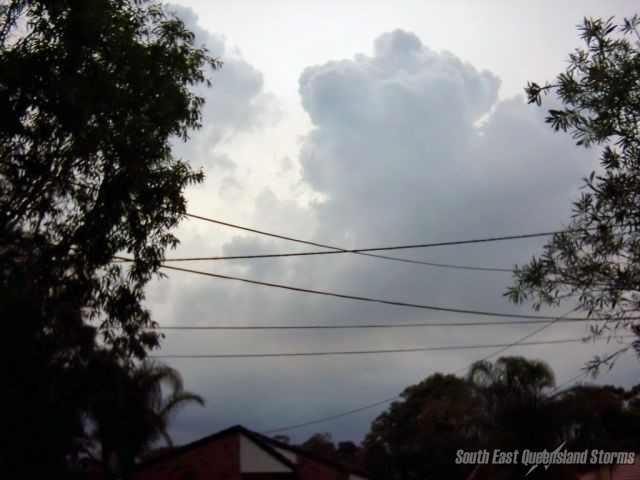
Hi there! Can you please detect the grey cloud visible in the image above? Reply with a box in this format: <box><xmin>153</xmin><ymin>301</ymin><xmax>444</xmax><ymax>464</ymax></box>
<box><xmin>373</xmin><ymin>29</ymin><xmax>422</xmax><ymax>56</ymax></box>
<box><xmin>297</xmin><ymin>30</ymin><xmax>591</xmax><ymax>245</ymax></box>
<box><xmin>297</xmin><ymin>33</ymin><xmax>504</xmax><ymax>241</ymax></box>
<box><xmin>168</xmin><ymin>5</ymin><xmax>278</xmax><ymax>170</ymax></box>
<box><xmin>300</xmin><ymin>30</ymin><xmax>499</xmax><ymax>136</ymax></box>
<box><xmin>153</xmin><ymin>29</ymin><xmax>634</xmax><ymax>445</ymax></box>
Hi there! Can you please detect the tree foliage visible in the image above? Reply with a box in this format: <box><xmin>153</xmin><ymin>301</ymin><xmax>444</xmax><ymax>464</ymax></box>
<box><xmin>505</xmin><ymin>15</ymin><xmax>640</xmax><ymax>371</ymax></box>
<box><xmin>363</xmin><ymin>357</ymin><xmax>640</xmax><ymax>479</ymax></box>
<box><xmin>86</xmin><ymin>354</ymin><xmax>204</xmax><ymax>479</ymax></box>
<box><xmin>363</xmin><ymin>373</ymin><xmax>483</xmax><ymax>480</ymax></box>
<box><xmin>298</xmin><ymin>433</ymin><xmax>364</xmax><ymax>469</ymax></box>
<box><xmin>1</xmin><ymin>0</ymin><xmax>219</xmax><ymax>357</ymax></box>
<box><xmin>300</xmin><ymin>432</ymin><xmax>339</xmax><ymax>458</ymax></box>
<box><xmin>0</xmin><ymin>0</ymin><xmax>218</xmax><ymax>475</ymax></box>
<box><xmin>552</xmin><ymin>384</ymin><xmax>640</xmax><ymax>453</ymax></box>
<box><xmin>466</xmin><ymin>357</ymin><xmax>559</xmax><ymax>479</ymax></box>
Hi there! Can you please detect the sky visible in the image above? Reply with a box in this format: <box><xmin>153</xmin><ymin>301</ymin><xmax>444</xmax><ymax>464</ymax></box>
<box><xmin>145</xmin><ymin>0</ymin><xmax>640</xmax><ymax>446</ymax></box>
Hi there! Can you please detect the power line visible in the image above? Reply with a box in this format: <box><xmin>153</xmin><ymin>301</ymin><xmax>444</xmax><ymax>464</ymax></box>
<box><xmin>150</xmin><ymin>260</ymin><xmax>629</xmax><ymax>430</ymax></box>
<box><xmin>153</xmin><ymin>253</ymin><xmax>513</xmax><ymax>272</ymax></box>
<box><xmin>261</xmin><ymin>373</ymin><xmax>592</xmax><ymax>435</ymax></box>
<box><xmin>263</xmin><ymin>312</ymin><xmax>635</xmax><ymax>434</ymax></box>
<box><xmin>450</xmin><ymin>311</ymin><xmax>588</xmax><ymax>400</ymax></box>
<box><xmin>151</xmin><ymin>335</ymin><xmax>622</xmax><ymax>359</ymax></box>
<box><xmin>157</xmin><ymin>317</ymin><xmax>617</xmax><ymax>330</ymax></box>
<box><xmin>184</xmin><ymin>212</ymin><xmax>573</xmax><ymax>271</ymax></box>
<box><xmin>550</xmin><ymin>372</ymin><xmax>589</xmax><ymax>396</ymax></box>
<box><xmin>450</xmin><ymin>309</ymin><xmax>577</xmax><ymax>375</ymax></box>
<box><xmin>262</xmin><ymin>396</ymin><xmax>402</xmax><ymax>434</ymax></box>
<box><xmin>550</xmin><ymin>343</ymin><xmax>636</xmax><ymax>396</ymax></box>
<box><xmin>185</xmin><ymin>213</ymin><xmax>567</xmax><ymax>252</ymax></box>
<box><xmin>185</xmin><ymin>213</ymin><xmax>337</xmax><ymax>250</ymax></box>
<box><xmin>261</xmin><ymin>309</ymin><xmax>576</xmax><ymax>433</ymax></box>
<box><xmin>156</xmin><ymin>263</ymin><xmax>601</xmax><ymax>321</ymax></box>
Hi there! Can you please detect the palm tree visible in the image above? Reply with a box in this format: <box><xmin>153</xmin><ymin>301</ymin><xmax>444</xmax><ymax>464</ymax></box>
<box><xmin>86</xmin><ymin>352</ymin><xmax>204</xmax><ymax>479</ymax></box>
<box><xmin>467</xmin><ymin>356</ymin><xmax>555</xmax><ymax>405</ymax></box>
<box><xmin>466</xmin><ymin>358</ymin><xmax>640</xmax><ymax>479</ymax></box>
<box><xmin>467</xmin><ymin>357</ymin><xmax>558</xmax><ymax>478</ymax></box>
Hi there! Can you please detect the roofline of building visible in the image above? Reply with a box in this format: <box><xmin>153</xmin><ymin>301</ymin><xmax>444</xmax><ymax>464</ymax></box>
<box><xmin>249</xmin><ymin>430</ymin><xmax>371</xmax><ymax>478</ymax></box>
<box><xmin>133</xmin><ymin>424</ymin><xmax>370</xmax><ymax>479</ymax></box>
<box><xmin>134</xmin><ymin>425</ymin><xmax>294</xmax><ymax>472</ymax></box>
<box><xmin>241</xmin><ymin>428</ymin><xmax>299</xmax><ymax>471</ymax></box>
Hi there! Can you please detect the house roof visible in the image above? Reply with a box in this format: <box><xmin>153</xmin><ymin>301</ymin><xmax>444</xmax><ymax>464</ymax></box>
<box><xmin>134</xmin><ymin>424</ymin><xmax>370</xmax><ymax>478</ymax></box>
<box><xmin>248</xmin><ymin>428</ymin><xmax>370</xmax><ymax>478</ymax></box>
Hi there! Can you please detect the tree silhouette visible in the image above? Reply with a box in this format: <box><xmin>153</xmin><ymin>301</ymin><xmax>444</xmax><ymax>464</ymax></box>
<box><xmin>552</xmin><ymin>384</ymin><xmax>640</xmax><ymax>453</ymax></box>
<box><xmin>505</xmin><ymin>15</ymin><xmax>640</xmax><ymax>372</ymax></box>
<box><xmin>363</xmin><ymin>373</ymin><xmax>483</xmax><ymax>480</ymax></box>
<box><xmin>467</xmin><ymin>357</ymin><xmax>558</xmax><ymax>478</ymax></box>
<box><xmin>86</xmin><ymin>352</ymin><xmax>204</xmax><ymax>479</ymax></box>
<box><xmin>0</xmin><ymin>1</ymin><xmax>218</xmax><ymax>475</ymax></box>
<box><xmin>363</xmin><ymin>357</ymin><xmax>640</xmax><ymax>479</ymax></box>
<box><xmin>300</xmin><ymin>433</ymin><xmax>338</xmax><ymax>458</ymax></box>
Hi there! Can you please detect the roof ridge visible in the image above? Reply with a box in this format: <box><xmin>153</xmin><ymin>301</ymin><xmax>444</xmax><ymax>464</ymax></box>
<box><xmin>133</xmin><ymin>424</ymin><xmax>370</xmax><ymax>478</ymax></box>
<box><xmin>252</xmin><ymin>430</ymin><xmax>370</xmax><ymax>478</ymax></box>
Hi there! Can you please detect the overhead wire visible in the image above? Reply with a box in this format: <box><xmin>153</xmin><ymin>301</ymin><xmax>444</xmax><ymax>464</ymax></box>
<box><xmin>450</xmin><ymin>308</ymin><xmax>578</xmax><ymax>375</ymax></box>
<box><xmin>153</xmin><ymin>262</ymin><xmax>606</xmax><ymax>321</ymax></box>
<box><xmin>550</xmin><ymin>372</ymin><xmax>589</xmax><ymax>396</ymax></box>
<box><xmin>257</xmin><ymin>346</ymin><xmax>622</xmax><ymax>435</ymax></box>
<box><xmin>156</xmin><ymin>317</ymin><xmax>625</xmax><ymax>331</ymax></box>
<box><xmin>152</xmin><ymin>253</ymin><xmax>513</xmax><ymax>272</ymax></box>
<box><xmin>260</xmin><ymin>308</ymin><xmax>578</xmax><ymax>433</ymax></box>
<box><xmin>184</xmin><ymin>213</ymin><xmax>568</xmax><ymax>253</ymax></box>
<box><xmin>261</xmin><ymin>395</ymin><xmax>402</xmax><ymax>434</ymax></box>
<box><xmin>182</xmin><ymin>212</ymin><xmax>577</xmax><ymax>272</ymax></box>
<box><xmin>549</xmin><ymin>341</ymin><xmax>637</xmax><ymax>396</ymax></box>
<box><xmin>151</xmin><ymin>335</ymin><xmax>633</xmax><ymax>359</ymax></box>
<box><xmin>151</xmin><ymin>214</ymin><xmax>625</xmax><ymax>431</ymax></box>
